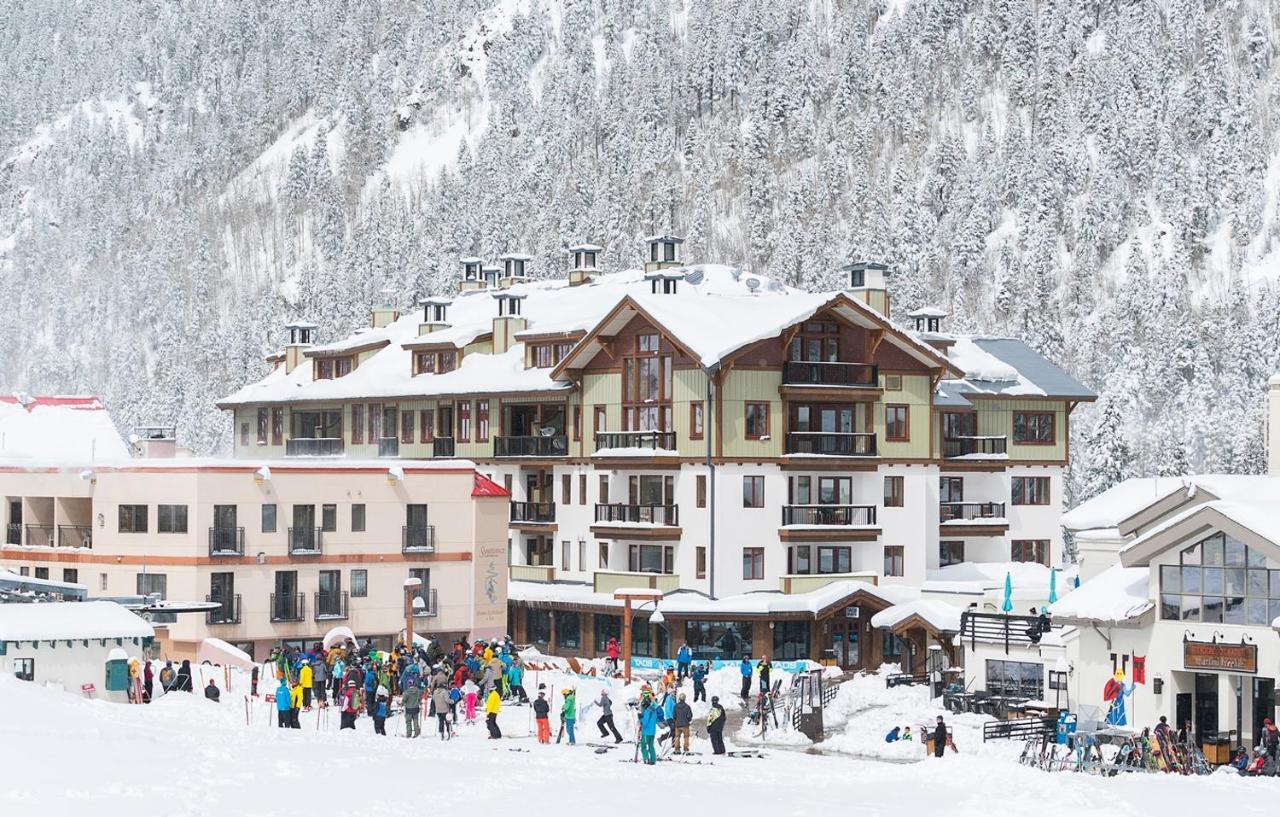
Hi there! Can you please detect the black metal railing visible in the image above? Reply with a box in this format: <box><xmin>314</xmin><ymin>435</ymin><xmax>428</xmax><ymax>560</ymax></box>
<box><xmin>402</xmin><ymin>525</ymin><xmax>436</xmax><ymax>553</ymax></box>
<box><xmin>785</xmin><ymin>431</ymin><xmax>877</xmax><ymax>456</ymax></box>
<box><xmin>57</xmin><ymin>525</ymin><xmax>92</xmax><ymax>548</ymax></box>
<box><xmin>939</xmin><ymin>502</ymin><xmax>1006</xmax><ymax>522</ymax></box>
<box><xmin>782</xmin><ymin>361</ymin><xmax>878</xmax><ymax>387</ymax></box>
<box><xmin>208</xmin><ymin>526</ymin><xmax>245</xmax><ymax>556</ymax></box>
<box><xmin>314</xmin><ymin>590</ymin><xmax>349</xmax><ymax>620</ymax></box>
<box><xmin>943</xmin><ymin>435</ymin><xmax>1008</xmax><ymax>458</ymax></box>
<box><xmin>5</xmin><ymin>522</ymin><xmax>20</xmax><ymax>545</ymax></box>
<box><xmin>960</xmin><ymin>610</ymin><xmax>1062</xmax><ymax>655</ymax></box>
<box><xmin>411</xmin><ymin>587</ymin><xmax>439</xmax><ymax>617</ymax></box>
<box><xmin>594</xmin><ymin>503</ymin><xmax>679</xmax><ymax>526</ymax></box>
<box><xmin>594</xmin><ymin>431</ymin><xmax>677</xmax><ymax>451</ymax></box>
<box><xmin>287</xmin><ymin>527</ymin><xmax>323</xmax><ymax>555</ymax></box>
<box><xmin>206</xmin><ymin>593</ymin><xmax>241</xmax><ymax>625</ymax></box>
<box><xmin>432</xmin><ymin>437</ymin><xmax>456</xmax><ymax>458</ymax></box>
<box><xmin>378</xmin><ymin>436</ymin><xmax>400</xmax><ymax>457</ymax></box>
<box><xmin>494</xmin><ymin>435</ymin><xmax>569</xmax><ymax>457</ymax></box>
<box><xmin>270</xmin><ymin>592</ymin><xmax>305</xmax><ymax>622</ymax></box>
<box><xmin>781</xmin><ymin>505</ymin><xmax>877</xmax><ymax>526</ymax></box>
<box><xmin>983</xmin><ymin>717</ymin><xmax>1055</xmax><ymax>743</ymax></box>
<box><xmin>510</xmin><ymin>501</ymin><xmax>556</xmax><ymax>523</ymax></box>
<box><xmin>285</xmin><ymin>437</ymin><xmax>344</xmax><ymax>457</ymax></box>
<box><xmin>23</xmin><ymin>524</ymin><xmax>54</xmax><ymax>547</ymax></box>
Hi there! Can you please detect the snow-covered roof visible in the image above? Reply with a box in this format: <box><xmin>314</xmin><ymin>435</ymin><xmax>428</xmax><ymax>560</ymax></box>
<box><xmin>0</xmin><ymin>395</ymin><xmax>130</xmax><ymax>463</ymax></box>
<box><xmin>1117</xmin><ymin>498</ymin><xmax>1280</xmax><ymax>567</ymax></box>
<box><xmin>907</xmin><ymin>306</ymin><xmax>948</xmax><ymax>318</ymax></box>
<box><xmin>1047</xmin><ymin>564</ymin><xmax>1152</xmax><ymax>624</ymax></box>
<box><xmin>869</xmin><ymin>599</ymin><xmax>962</xmax><ymax>632</ymax></box>
<box><xmin>1062</xmin><ymin>475</ymin><xmax>1280</xmax><ymax>533</ymax></box>
<box><xmin>221</xmin><ymin>263</ymin><xmax>1084</xmax><ymax>408</ymax></box>
<box><xmin>507</xmin><ymin>579</ymin><xmax>916</xmax><ymax>617</ymax></box>
<box><xmin>0</xmin><ymin>601</ymin><xmax>154</xmax><ymax>641</ymax></box>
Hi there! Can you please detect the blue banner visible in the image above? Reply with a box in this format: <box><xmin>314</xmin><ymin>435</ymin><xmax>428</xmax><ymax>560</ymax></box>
<box><xmin>629</xmin><ymin>656</ymin><xmax>814</xmax><ymax>673</ymax></box>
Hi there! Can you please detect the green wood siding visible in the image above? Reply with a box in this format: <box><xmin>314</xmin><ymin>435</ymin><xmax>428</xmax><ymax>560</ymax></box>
<box><xmin>978</xmin><ymin>399</ymin><xmax>1068</xmax><ymax>461</ymax></box>
<box><xmin>672</xmin><ymin>368</ymin><xmax>708</xmax><ymax>457</ymax></box>
<box><xmin>581</xmin><ymin>373</ymin><xmax>622</xmax><ymax>442</ymax></box>
<box><xmin>721</xmin><ymin>369</ymin><xmax>783</xmax><ymax>458</ymax></box>
<box><xmin>875</xmin><ymin>374</ymin><xmax>932</xmax><ymax>459</ymax></box>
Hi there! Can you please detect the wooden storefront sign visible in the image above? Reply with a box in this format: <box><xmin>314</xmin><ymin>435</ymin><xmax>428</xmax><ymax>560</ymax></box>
<box><xmin>1183</xmin><ymin>640</ymin><xmax>1257</xmax><ymax>673</ymax></box>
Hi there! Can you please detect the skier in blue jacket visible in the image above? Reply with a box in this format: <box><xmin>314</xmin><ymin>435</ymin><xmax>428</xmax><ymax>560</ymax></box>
<box><xmin>676</xmin><ymin>643</ymin><xmax>693</xmax><ymax>681</ymax></box>
<box><xmin>274</xmin><ymin>679</ymin><xmax>292</xmax><ymax>728</ymax></box>
<box><xmin>363</xmin><ymin>666</ymin><xmax>378</xmax><ymax>714</ymax></box>
<box><xmin>658</xmin><ymin>689</ymin><xmax>677</xmax><ymax>746</ymax></box>
<box><xmin>638</xmin><ymin>698</ymin><xmax>663</xmax><ymax>765</ymax></box>
<box><xmin>691</xmin><ymin>662</ymin><xmax>708</xmax><ymax>702</ymax></box>
<box><xmin>739</xmin><ymin>657</ymin><xmax>753</xmax><ymax>702</ymax></box>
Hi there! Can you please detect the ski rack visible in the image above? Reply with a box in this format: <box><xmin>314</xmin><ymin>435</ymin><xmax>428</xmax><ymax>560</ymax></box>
<box><xmin>1018</xmin><ymin>732</ymin><xmax>1214</xmax><ymax>776</ymax></box>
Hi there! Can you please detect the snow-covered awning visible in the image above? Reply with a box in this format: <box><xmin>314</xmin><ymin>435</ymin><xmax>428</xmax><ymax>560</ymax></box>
<box><xmin>870</xmin><ymin>600</ymin><xmax>962</xmax><ymax>633</ymax></box>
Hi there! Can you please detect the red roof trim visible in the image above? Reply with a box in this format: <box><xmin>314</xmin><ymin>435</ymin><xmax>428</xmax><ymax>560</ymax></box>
<box><xmin>472</xmin><ymin>473</ymin><xmax>510</xmax><ymax>498</ymax></box>
<box><xmin>0</xmin><ymin>395</ymin><xmax>106</xmax><ymax>412</ymax></box>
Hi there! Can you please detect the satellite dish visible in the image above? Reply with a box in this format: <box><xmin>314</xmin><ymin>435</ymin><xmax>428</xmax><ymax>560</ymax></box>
<box><xmin>745</xmin><ymin>277</ymin><xmax>761</xmax><ymax>292</ymax></box>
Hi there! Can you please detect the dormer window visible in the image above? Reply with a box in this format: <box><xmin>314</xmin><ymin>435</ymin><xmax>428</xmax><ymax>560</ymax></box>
<box><xmin>530</xmin><ymin>342</ymin><xmax>574</xmax><ymax>368</ymax></box>
<box><xmin>414</xmin><ymin>349</ymin><xmax>457</xmax><ymax>375</ymax></box>
<box><xmin>314</xmin><ymin>355</ymin><xmax>355</xmax><ymax>380</ymax></box>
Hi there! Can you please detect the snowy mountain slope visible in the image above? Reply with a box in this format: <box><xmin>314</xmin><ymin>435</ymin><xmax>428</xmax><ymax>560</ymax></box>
<box><xmin>1</xmin><ymin>0</ymin><xmax>1279</xmax><ymax>498</ymax></box>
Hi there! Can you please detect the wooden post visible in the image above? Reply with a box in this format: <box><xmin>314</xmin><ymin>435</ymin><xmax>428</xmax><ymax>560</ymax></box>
<box><xmin>622</xmin><ymin>597</ymin><xmax>633</xmax><ymax>684</ymax></box>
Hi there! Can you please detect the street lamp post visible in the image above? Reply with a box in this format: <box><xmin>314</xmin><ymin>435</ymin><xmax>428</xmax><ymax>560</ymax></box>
<box><xmin>614</xmin><ymin>590</ymin><xmax>664</xmax><ymax>685</ymax></box>
<box><xmin>404</xmin><ymin>577</ymin><xmax>422</xmax><ymax>651</ymax></box>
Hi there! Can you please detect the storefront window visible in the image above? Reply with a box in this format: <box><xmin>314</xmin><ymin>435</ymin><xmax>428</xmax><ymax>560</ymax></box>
<box><xmin>632</xmin><ymin>616</ymin><xmax>653</xmax><ymax>657</ymax></box>
<box><xmin>594</xmin><ymin>614</ymin><xmax>621</xmax><ymax>653</ymax></box>
<box><xmin>554</xmin><ymin>611</ymin><xmax>581</xmax><ymax>650</ymax></box>
<box><xmin>986</xmin><ymin>659</ymin><xmax>1043</xmax><ymax>700</ymax></box>
<box><xmin>772</xmin><ymin>621</ymin><xmax>810</xmax><ymax>661</ymax></box>
<box><xmin>882</xmin><ymin>631</ymin><xmax>904</xmax><ymax>661</ymax></box>
<box><xmin>685</xmin><ymin>620</ymin><xmax>753</xmax><ymax>660</ymax></box>
<box><xmin>527</xmin><ymin>610</ymin><xmax>551</xmax><ymax>648</ymax></box>
<box><xmin>1160</xmin><ymin>533</ymin><xmax>1280</xmax><ymax>625</ymax></box>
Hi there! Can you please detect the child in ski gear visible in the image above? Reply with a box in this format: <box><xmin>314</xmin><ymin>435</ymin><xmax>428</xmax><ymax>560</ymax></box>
<box><xmin>485</xmin><ymin>688</ymin><xmax>502</xmax><ymax>738</ymax></box>
<box><xmin>204</xmin><ymin>680</ymin><xmax>220</xmax><ymax>702</ymax></box>
<box><xmin>402</xmin><ymin>681</ymin><xmax>423</xmax><ymax>738</ymax></box>
<box><xmin>299</xmin><ymin>660</ymin><xmax>313</xmax><ymax>709</ymax></box>
<box><xmin>597</xmin><ymin>689</ymin><xmax>623</xmax><ymax>742</ymax></box>
<box><xmin>885</xmin><ymin>726</ymin><xmax>901</xmax><ymax>743</ymax></box>
<box><xmin>561</xmin><ymin>688</ymin><xmax>577</xmax><ymax>745</ymax></box>
<box><xmin>289</xmin><ymin>680</ymin><xmax>303</xmax><ymax>728</ymax></box>
<box><xmin>638</xmin><ymin>698</ymin><xmax>662</xmax><ymax>764</ymax></box>
<box><xmin>534</xmin><ymin>691</ymin><xmax>552</xmax><ymax>743</ymax></box>
<box><xmin>902</xmin><ymin>726</ymin><xmax>913</xmax><ymax>741</ymax></box>
<box><xmin>275</xmin><ymin>679</ymin><xmax>292</xmax><ymax>728</ymax></box>
<box><xmin>340</xmin><ymin>681</ymin><xmax>359</xmax><ymax>729</ymax></box>
<box><xmin>606</xmin><ymin>637</ymin><xmax>620</xmax><ymax>675</ymax></box>
<box><xmin>691</xmin><ymin>662</ymin><xmax>708</xmax><ymax>702</ymax></box>
<box><xmin>372</xmin><ymin>687</ymin><xmax>388</xmax><ymax>735</ymax></box>
<box><xmin>508</xmin><ymin>661</ymin><xmax>529</xmax><ymax>704</ymax></box>
<box><xmin>463</xmin><ymin>678</ymin><xmax>479</xmax><ymax>724</ymax></box>
<box><xmin>673</xmin><ymin>693</ymin><xmax>693</xmax><ymax>753</ymax></box>
<box><xmin>739</xmin><ymin>658</ymin><xmax>752</xmax><ymax>702</ymax></box>
<box><xmin>658</xmin><ymin>689</ymin><xmax>677</xmax><ymax>746</ymax></box>
<box><xmin>707</xmin><ymin>696</ymin><xmax>726</xmax><ymax>755</ymax></box>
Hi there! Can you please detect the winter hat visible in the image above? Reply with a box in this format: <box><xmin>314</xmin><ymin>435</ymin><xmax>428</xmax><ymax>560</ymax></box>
<box><xmin>678</xmin><ymin>693</ymin><xmax>686</xmax><ymax>701</ymax></box>
<box><xmin>711</xmin><ymin>696</ymin><xmax>719</xmax><ymax>704</ymax></box>
<box><xmin>377</xmin><ymin>685</ymin><xmax>388</xmax><ymax>697</ymax></box>
<box><xmin>346</xmin><ymin>681</ymin><xmax>356</xmax><ymax>687</ymax></box>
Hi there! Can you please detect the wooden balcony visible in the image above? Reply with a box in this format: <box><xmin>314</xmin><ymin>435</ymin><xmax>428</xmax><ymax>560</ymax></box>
<box><xmin>782</xmin><ymin>361</ymin><xmax>878</xmax><ymax>387</ymax></box>
<box><xmin>591</xmin><ymin>503</ymin><xmax>681</xmax><ymax>540</ymax></box>
<box><xmin>780</xmin><ymin>505</ymin><xmax>879</xmax><ymax>541</ymax></box>
<box><xmin>594</xmin><ymin>431</ymin><xmax>677</xmax><ymax>452</ymax></box>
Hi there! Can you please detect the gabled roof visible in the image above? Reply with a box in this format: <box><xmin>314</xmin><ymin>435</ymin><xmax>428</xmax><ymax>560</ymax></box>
<box><xmin>934</xmin><ymin>337</ymin><xmax>1096</xmax><ymax>401</ymax></box>
<box><xmin>1048</xmin><ymin>564</ymin><xmax>1153</xmax><ymax>625</ymax></box>
<box><xmin>1118</xmin><ymin>500</ymin><xmax>1280</xmax><ymax>568</ymax></box>
<box><xmin>472</xmin><ymin>473</ymin><xmax>510</xmax><ymax>498</ymax></box>
<box><xmin>1062</xmin><ymin>475</ymin><xmax>1280</xmax><ymax>534</ymax></box>
<box><xmin>0</xmin><ymin>601</ymin><xmax>154</xmax><ymax>641</ymax></box>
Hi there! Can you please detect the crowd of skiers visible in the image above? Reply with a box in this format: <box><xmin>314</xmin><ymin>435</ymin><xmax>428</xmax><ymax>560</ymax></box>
<box><xmin>254</xmin><ymin>635</ymin><xmax>531</xmax><ymax>739</ymax></box>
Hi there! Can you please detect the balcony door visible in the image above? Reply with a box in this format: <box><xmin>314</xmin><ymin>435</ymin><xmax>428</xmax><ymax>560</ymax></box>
<box><xmin>292</xmin><ymin>504</ymin><xmax>315</xmax><ymax>531</ymax></box>
<box><xmin>940</xmin><ymin>477</ymin><xmax>964</xmax><ymax>503</ymax></box>
<box><xmin>211</xmin><ymin>571</ymin><xmax>234</xmax><ymax>601</ymax></box>
<box><xmin>791</xmin><ymin>404</ymin><xmax>864</xmax><ymax>435</ymax></box>
<box><xmin>942</xmin><ymin>412</ymin><xmax>977</xmax><ymax>439</ymax></box>
<box><xmin>525</xmin><ymin>471</ymin><xmax>553</xmax><ymax>504</ymax></box>
<box><xmin>437</xmin><ymin>406</ymin><xmax>454</xmax><ymax>438</ymax></box>
<box><xmin>318</xmin><ymin>569</ymin><xmax>341</xmax><ymax>616</ymax></box>
<box><xmin>213</xmin><ymin>505</ymin><xmax>237</xmax><ymax>549</ymax></box>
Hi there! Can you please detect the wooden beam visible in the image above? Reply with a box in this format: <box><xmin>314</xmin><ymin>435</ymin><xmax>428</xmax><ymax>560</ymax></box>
<box><xmin>867</xmin><ymin>328</ymin><xmax>885</xmax><ymax>359</ymax></box>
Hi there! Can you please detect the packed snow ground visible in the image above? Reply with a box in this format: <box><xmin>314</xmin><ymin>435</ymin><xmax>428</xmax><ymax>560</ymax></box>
<box><xmin>6</xmin><ymin>664</ymin><xmax>1280</xmax><ymax>815</ymax></box>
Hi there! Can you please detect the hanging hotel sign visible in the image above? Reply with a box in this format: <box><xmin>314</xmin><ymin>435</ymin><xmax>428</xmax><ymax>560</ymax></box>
<box><xmin>1183</xmin><ymin>639</ymin><xmax>1257</xmax><ymax>673</ymax></box>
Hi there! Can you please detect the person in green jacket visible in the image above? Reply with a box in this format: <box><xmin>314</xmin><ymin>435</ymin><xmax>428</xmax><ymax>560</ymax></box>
<box><xmin>560</xmin><ymin>688</ymin><xmax>577</xmax><ymax>745</ymax></box>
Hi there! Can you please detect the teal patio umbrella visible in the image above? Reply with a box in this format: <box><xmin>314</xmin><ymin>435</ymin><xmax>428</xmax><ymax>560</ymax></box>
<box><xmin>1048</xmin><ymin>568</ymin><xmax>1058</xmax><ymax>605</ymax></box>
<box><xmin>1001</xmin><ymin>572</ymin><xmax>1014</xmax><ymax>613</ymax></box>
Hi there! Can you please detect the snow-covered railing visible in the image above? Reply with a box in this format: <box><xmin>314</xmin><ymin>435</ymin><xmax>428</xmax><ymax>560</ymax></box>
<box><xmin>942</xmin><ymin>435</ymin><xmax>1008</xmax><ymax>458</ymax></box>
<box><xmin>594</xmin><ymin>503</ymin><xmax>679</xmax><ymax>526</ymax></box>
<box><xmin>288</xmin><ymin>526</ymin><xmax>323</xmax><ymax>555</ymax></box>
<box><xmin>594</xmin><ymin>430</ymin><xmax>676</xmax><ymax>451</ymax></box>
<box><xmin>781</xmin><ymin>504</ymin><xmax>876</xmax><ymax>526</ymax></box>
<box><xmin>206</xmin><ymin>593</ymin><xmax>241</xmax><ymax>625</ymax></box>
<box><xmin>208</xmin><ymin>526</ymin><xmax>245</xmax><ymax>557</ymax></box>
<box><xmin>510</xmin><ymin>501</ymin><xmax>556</xmax><ymax>523</ymax></box>
<box><xmin>785</xmin><ymin>431</ymin><xmax>877</xmax><ymax>456</ymax></box>
<box><xmin>939</xmin><ymin>501</ymin><xmax>1005</xmax><ymax>522</ymax></box>
<box><xmin>314</xmin><ymin>591</ymin><xmax>349</xmax><ymax>621</ymax></box>
<box><xmin>402</xmin><ymin>524</ymin><xmax>435</xmax><ymax>553</ymax></box>
<box><xmin>269</xmin><ymin>592</ymin><xmax>305</xmax><ymax>622</ymax></box>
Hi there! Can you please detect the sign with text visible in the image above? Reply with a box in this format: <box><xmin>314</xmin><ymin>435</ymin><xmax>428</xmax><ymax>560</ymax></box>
<box><xmin>1183</xmin><ymin>640</ymin><xmax>1257</xmax><ymax>673</ymax></box>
